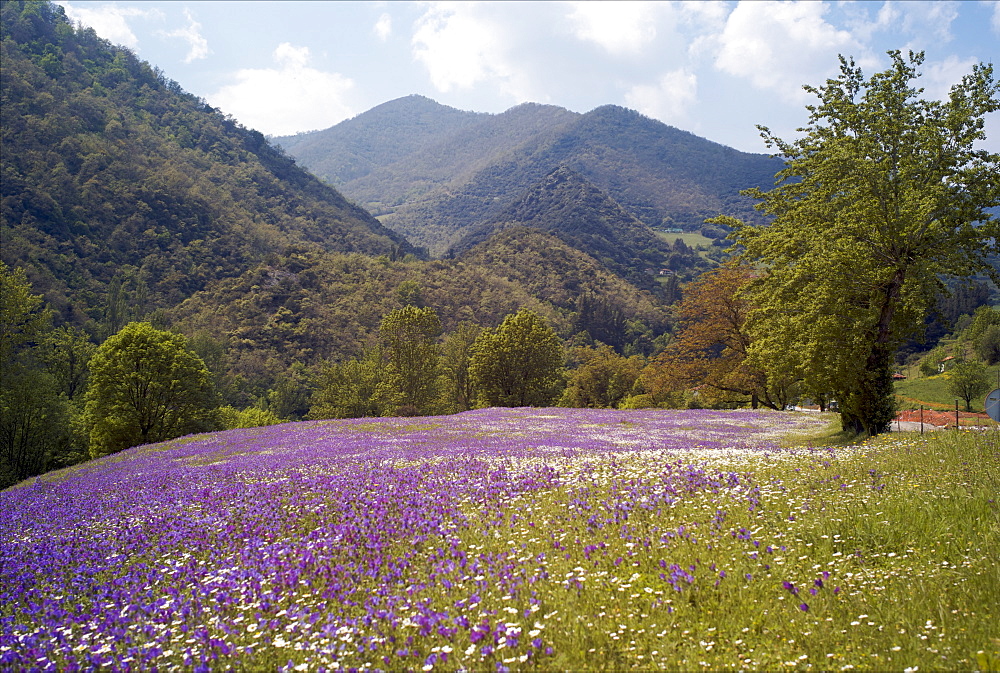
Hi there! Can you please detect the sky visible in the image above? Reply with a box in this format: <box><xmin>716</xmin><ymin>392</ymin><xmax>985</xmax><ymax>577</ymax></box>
<box><xmin>56</xmin><ymin>0</ymin><xmax>1000</xmax><ymax>154</ymax></box>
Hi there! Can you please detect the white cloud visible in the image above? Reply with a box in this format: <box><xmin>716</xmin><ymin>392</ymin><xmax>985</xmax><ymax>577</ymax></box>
<box><xmin>208</xmin><ymin>43</ymin><xmax>355</xmax><ymax>136</ymax></box>
<box><xmin>922</xmin><ymin>55</ymin><xmax>981</xmax><ymax>101</ymax></box>
<box><xmin>411</xmin><ymin>3</ymin><xmax>534</xmax><ymax>102</ymax></box>
<box><xmin>374</xmin><ymin>12</ymin><xmax>392</xmax><ymax>42</ymax></box>
<box><xmin>986</xmin><ymin>0</ymin><xmax>1000</xmax><ymax>34</ymax></box>
<box><xmin>58</xmin><ymin>1</ymin><xmax>160</xmax><ymax>49</ymax></box>
<box><xmin>160</xmin><ymin>9</ymin><xmax>209</xmax><ymax>63</ymax></box>
<box><xmin>566</xmin><ymin>1</ymin><xmax>658</xmax><ymax>56</ymax></box>
<box><xmin>625</xmin><ymin>69</ymin><xmax>698</xmax><ymax>126</ymax></box>
<box><xmin>893</xmin><ymin>0</ymin><xmax>960</xmax><ymax>44</ymax></box>
<box><xmin>412</xmin><ymin>3</ymin><xmax>502</xmax><ymax>91</ymax></box>
<box><xmin>712</xmin><ymin>1</ymin><xmax>860</xmax><ymax>103</ymax></box>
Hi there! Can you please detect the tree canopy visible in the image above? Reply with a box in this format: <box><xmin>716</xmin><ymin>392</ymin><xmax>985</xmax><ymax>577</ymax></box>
<box><xmin>85</xmin><ymin>322</ymin><xmax>217</xmax><ymax>456</ymax></box>
<box><xmin>377</xmin><ymin>305</ymin><xmax>442</xmax><ymax>415</ymax></box>
<box><xmin>469</xmin><ymin>309</ymin><xmax>564</xmax><ymax>407</ymax></box>
<box><xmin>726</xmin><ymin>51</ymin><xmax>1000</xmax><ymax>435</ymax></box>
<box><xmin>643</xmin><ymin>263</ymin><xmax>793</xmax><ymax>410</ymax></box>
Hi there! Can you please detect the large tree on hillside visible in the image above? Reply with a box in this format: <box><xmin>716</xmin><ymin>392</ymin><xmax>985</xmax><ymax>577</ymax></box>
<box><xmin>85</xmin><ymin>322</ymin><xmax>217</xmax><ymax>456</ymax></box>
<box><xmin>724</xmin><ymin>51</ymin><xmax>999</xmax><ymax>436</ymax></box>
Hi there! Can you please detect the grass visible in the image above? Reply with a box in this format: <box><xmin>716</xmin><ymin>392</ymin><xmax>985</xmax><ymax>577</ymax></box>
<box><xmin>655</xmin><ymin>231</ymin><xmax>716</xmax><ymax>249</ymax></box>
<box><xmin>2</xmin><ymin>412</ymin><xmax>998</xmax><ymax>671</ymax></box>
<box><xmin>500</xmin><ymin>430</ymin><xmax>1000</xmax><ymax>671</ymax></box>
<box><xmin>894</xmin><ymin>365</ymin><xmax>999</xmax><ymax>412</ymax></box>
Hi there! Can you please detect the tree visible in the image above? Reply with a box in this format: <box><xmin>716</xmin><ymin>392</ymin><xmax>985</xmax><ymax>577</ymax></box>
<box><xmin>725</xmin><ymin>51</ymin><xmax>1000</xmax><ymax>435</ymax></box>
<box><xmin>968</xmin><ymin>307</ymin><xmax>1000</xmax><ymax>365</ymax></box>
<box><xmin>85</xmin><ymin>322</ymin><xmax>218</xmax><ymax>457</ymax></box>
<box><xmin>0</xmin><ymin>262</ymin><xmax>74</xmax><ymax>487</ymax></box>
<box><xmin>976</xmin><ymin>326</ymin><xmax>1000</xmax><ymax>366</ymax></box>
<box><xmin>0</xmin><ymin>262</ymin><xmax>50</xmax><ymax>370</ymax></box>
<box><xmin>307</xmin><ymin>349</ymin><xmax>388</xmax><ymax>420</ymax></box>
<box><xmin>469</xmin><ymin>309</ymin><xmax>564</xmax><ymax>407</ymax></box>
<box><xmin>39</xmin><ymin>325</ymin><xmax>95</xmax><ymax>400</ymax></box>
<box><xmin>562</xmin><ymin>343</ymin><xmax>644</xmax><ymax>409</ymax></box>
<box><xmin>377</xmin><ymin>305</ymin><xmax>442</xmax><ymax>415</ymax></box>
<box><xmin>947</xmin><ymin>361</ymin><xmax>991</xmax><ymax>412</ymax></box>
<box><xmin>645</xmin><ymin>263</ymin><xmax>793</xmax><ymax>410</ymax></box>
<box><xmin>439</xmin><ymin>320</ymin><xmax>482</xmax><ymax>413</ymax></box>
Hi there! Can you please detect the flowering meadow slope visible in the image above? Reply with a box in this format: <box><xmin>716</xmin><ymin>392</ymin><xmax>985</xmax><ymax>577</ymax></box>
<box><xmin>2</xmin><ymin>408</ymin><xmax>997</xmax><ymax>672</ymax></box>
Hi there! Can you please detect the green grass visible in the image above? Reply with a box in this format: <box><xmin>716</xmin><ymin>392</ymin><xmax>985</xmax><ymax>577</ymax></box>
<box><xmin>895</xmin><ymin>365</ymin><xmax>999</xmax><ymax>412</ymax></box>
<box><xmin>777</xmin><ymin>414</ymin><xmax>863</xmax><ymax>447</ymax></box>
<box><xmin>655</xmin><ymin>231</ymin><xmax>716</xmax><ymax>250</ymax></box>
<box><xmin>503</xmin><ymin>430</ymin><xmax>1000</xmax><ymax>671</ymax></box>
<box><xmin>286</xmin><ymin>427</ymin><xmax>998</xmax><ymax>671</ymax></box>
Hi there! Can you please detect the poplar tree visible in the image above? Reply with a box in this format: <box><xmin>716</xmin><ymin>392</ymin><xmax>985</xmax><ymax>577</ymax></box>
<box><xmin>377</xmin><ymin>305</ymin><xmax>442</xmax><ymax>415</ymax></box>
<box><xmin>725</xmin><ymin>51</ymin><xmax>999</xmax><ymax>435</ymax></box>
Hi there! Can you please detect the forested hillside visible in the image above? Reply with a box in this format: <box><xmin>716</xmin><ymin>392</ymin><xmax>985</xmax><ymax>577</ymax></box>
<box><xmin>168</xmin><ymin>234</ymin><xmax>670</xmax><ymax>410</ymax></box>
<box><xmin>273</xmin><ymin>95</ymin><xmax>487</xmax><ymax>187</ymax></box>
<box><xmin>451</xmin><ymin>166</ymin><xmax>707</xmax><ymax>287</ymax></box>
<box><xmin>1</xmin><ymin>2</ymin><xmax>682</xmax><ymax>490</ymax></box>
<box><xmin>0</xmin><ymin>0</ymin><xmax>413</xmax><ymax>332</ymax></box>
<box><xmin>276</xmin><ymin>97</ymin><xmax>783</xmax><ymax>257</ymax></box>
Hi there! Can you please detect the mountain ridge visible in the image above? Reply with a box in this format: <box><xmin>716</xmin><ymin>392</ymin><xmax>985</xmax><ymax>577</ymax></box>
<box><xmin>0</xmin><ymin>0</ymin><xmax>414</xmax><ymax>328</ymax></box>
<box><xmin>275</xmin><ymin>97</ymin><xmax>782</xmax><ymax>257</ymax></box>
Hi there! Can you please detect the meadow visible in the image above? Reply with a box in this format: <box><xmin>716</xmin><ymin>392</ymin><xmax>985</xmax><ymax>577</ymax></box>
<box><xmin>1</xmin><ymin>408</ymin><xmax>997</xmax><ymax>672</ymax></box>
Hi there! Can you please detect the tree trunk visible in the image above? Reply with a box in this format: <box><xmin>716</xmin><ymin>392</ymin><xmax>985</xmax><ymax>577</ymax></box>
<box><xmin>841</xmin><ymin>269</ymin><xmax>906</xmax><ymax>436</ymax></box>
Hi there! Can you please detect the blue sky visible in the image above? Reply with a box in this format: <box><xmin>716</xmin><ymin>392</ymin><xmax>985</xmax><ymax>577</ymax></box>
<box><xmin>57</xmin><ymin>1</ymin><xmax>1000</xmax><ymax>153</ymax></box>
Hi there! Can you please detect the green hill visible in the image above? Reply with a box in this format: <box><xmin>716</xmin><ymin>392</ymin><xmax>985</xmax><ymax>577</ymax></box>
<box><xmin>276</xmin><ymin>99</ymin><xmax>782</xmax><ymax>257</ymax></box>
<box><xmin>450</xmin><ymin>166</ymin><xmax>707</xmax><ymax>286</ymax></box>
<box><xmin>0</xmin><ymin>0</ymin><xmax>414</xmax><ymax>330</ymax></box>
<box><xmin>169</xmin><ymin>237</ymin><xmax>670</xmax><ymax>405</ymax></box>
<box><xmin>272</xmin><ymin>95</ymin><xmax>486</xmax><ymax>187</ymax></box>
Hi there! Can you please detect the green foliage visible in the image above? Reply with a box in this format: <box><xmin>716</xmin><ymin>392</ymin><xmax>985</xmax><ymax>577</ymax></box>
<box><xmin>469</xmin><ymin>309</ymin><xmax>565</xmax><ymax>407</ymax></box>
<box><xmin>967</xmin><ymin>307</ymin><xmax>1000</xmax><ymax>365</ymax></box>
<box><xmin>307</xmin><ymin>349</ymin><xmax>387</xmax><ymax>420</ymax></box>
<box><xmin>438</xmin><ymin>320</ymin><xmax>481</xmax><ymax>413</ymax></box>
<box><xmin>84</xmin><ymin>322</ymin><xmax>217</xmax><ymax>457</ymax></box>
<box><xmin>377</xmin><ymin>305</ymin><xmax>442</xmax><ymax>415</ymax></box>
<box><xmin>0</xmin><ymin>262</ymin><xmax>50</xmax><ymax>368</ymax></box>
<box><xmin>946</xmin><ymin>361</ymin><xmax>991</xmax><ymax>412</ymax></box>
<box><xmin>460</xmin><ymin>227</ymin><xmax>671</xmax><ymax>352</ymax></box>
<box><xmin>451</xmin><ymin>167</ymin><xmax>689</xmax><ymax>288</ymax></box>
<box><xmin>217</xmin><ymin>405</ymin><xmax>283</xmax><ymax>430</ymax></box>
<box><xmin>976</xmin><ymin>325</ymin><xmax>1000</xmax><ymax>365</ymax></box>
<box><xmin>561</xmin><ymin>343</ymin><xmax>644</xmax><ymax>408</ymax></box>
<box><xmin>0</xmin><ymin>367</ymin><xmax>72</xmax><ymax>488</ymax></box>
<box><xmin>729</xmin><ymin>51</ymin><xmax>1000</xmax><ymax>436</ymax></box>
<box><xmin>1</xmin><ymin>0</ymin><xmax>412</xmax><ymax>327</ymax></box>
<box><xmin>0</xmin><ymin>262</ymin><xmax>84</xmax><ymax>486</ymax></box>
<box><xmin>38</xmin><ymin>324</ymin><xmax>95</xmax><ymax>399</ymax></box>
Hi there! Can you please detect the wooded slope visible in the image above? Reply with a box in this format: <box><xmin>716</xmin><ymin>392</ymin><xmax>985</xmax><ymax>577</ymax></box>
<box><xmin>1</xmin><ymin>0</ymin><xmax>413</xmax><ymax>329</ymax></box>
<box><xmin>276</xmin><ymin>97</ymin><xmax>782</xmax><ymax>256</ymax></box>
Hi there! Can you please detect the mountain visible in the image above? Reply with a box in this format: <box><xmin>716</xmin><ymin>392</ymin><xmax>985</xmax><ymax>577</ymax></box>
<box><xmin>0</xmin><ymin>0</ymin><xmax>414</xmax><ymax>329</ymax></box>
<box><xmin>272</xmin><ymin>95</ymin><xmax>487</xmax><ymax>187</ymax></box>
<box><xmin>276</xmin><ymin>99</ymin><xmax>782</xmax><ymax>257</ymax></box>
<box><xmin>451</xmin><ymin>166</ymin><xmax>698</xmax><ymax>286</ymax></box>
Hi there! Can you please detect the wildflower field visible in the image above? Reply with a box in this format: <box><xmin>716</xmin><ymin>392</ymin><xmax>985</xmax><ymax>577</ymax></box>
<box><xmin>2</xmin><ymin>408</ymin><xmax>998</xmax><ymax>672</ymax></box>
